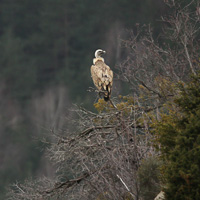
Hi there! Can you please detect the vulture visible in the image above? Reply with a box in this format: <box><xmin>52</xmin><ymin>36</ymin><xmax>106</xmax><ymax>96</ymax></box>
<box><xmin>91</xmin><ymin>49</ymin><xmax>113</xmax><ymax>101</ymax></box>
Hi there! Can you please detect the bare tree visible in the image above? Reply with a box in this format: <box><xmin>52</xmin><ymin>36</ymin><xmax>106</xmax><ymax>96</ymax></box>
<box><xmin>7</xmin><ymin>1</ymin><xmax>200</xmax><ymax>200</ymax></box>
<box><xmin>8</xmin><ymin>97</ymin><xmax>156</xmax><ymax>200</ymax></box>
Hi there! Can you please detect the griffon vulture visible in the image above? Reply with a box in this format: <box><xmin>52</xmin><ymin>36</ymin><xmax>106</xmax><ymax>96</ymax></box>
<box><xmin>91</xmin><ymin>49</ymin><xmax>113</xmax><ymax>101</ymax></box>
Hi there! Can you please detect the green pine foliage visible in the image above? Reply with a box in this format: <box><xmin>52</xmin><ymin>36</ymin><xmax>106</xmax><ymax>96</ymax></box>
<box><xmin>138</xmin><ymin>156</ymin><xmax>162</xmax><ymax>200</ymax></box>
<box><xmin>155</xmin><ymin>73</ymin><xmax>200</xmax><ymax>199</ymax></box>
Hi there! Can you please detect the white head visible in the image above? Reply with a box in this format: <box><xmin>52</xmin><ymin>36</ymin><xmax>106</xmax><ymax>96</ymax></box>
<box><xmin>95</xmin><ymin>49</ymin><xmax>106</xmax><ymax>58</ymax></box>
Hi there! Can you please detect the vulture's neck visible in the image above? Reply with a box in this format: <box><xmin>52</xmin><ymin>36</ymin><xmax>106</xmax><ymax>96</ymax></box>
<box><xmin>93</xmin><ymin>57</ymin><xmax>104</xmax><ymax>65</ymax></box>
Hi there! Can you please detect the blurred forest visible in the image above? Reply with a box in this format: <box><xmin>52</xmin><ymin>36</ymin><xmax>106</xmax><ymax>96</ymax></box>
<box><xmin>0</xmin><ymin>0</ymin><xmax>197</xmax><ymax>199</ymax></box>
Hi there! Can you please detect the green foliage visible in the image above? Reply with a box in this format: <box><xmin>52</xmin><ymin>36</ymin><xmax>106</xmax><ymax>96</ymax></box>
<box><xmin>155</xmin><ymin>73</ymin><xmax>200</xmax><ymax>199</ymax></box>
<box><xmin>94</xmin><ymin>96</ymin><xmax>134</xmax><ymax>113</ymax></box>
<box><xmin>138</xmin><ymin>157</ymin><xmax>162</xmax><ymax>200</ymax></box>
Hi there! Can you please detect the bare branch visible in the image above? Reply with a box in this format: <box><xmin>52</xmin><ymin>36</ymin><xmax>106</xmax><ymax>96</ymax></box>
<box><xmin>117</xmin><ymin>174</ymin><xmax>135</xmax><ymax>198</ymax></box>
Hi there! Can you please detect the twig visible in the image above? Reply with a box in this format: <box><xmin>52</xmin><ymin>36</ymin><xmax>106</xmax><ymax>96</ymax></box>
<box><xmin>44</xmin><ymin>165</ymin><xmax>110</xmax><ymax>195</ymax></box>
<box><xmin>79</xmin><ymin>125</ymin><xmax>114</xmax><ymax>137</ymax></box>
<box><xmin>116</xmin><ymin>174</ymin><xmax>135</xmax><ymax>198</ymax></box>
<box><xmin>44</xmin><ymin>172</ymin><xmax>90</xmax><ymax>194</ymax></box>
<box><xmin>183</xmin><ymin>37</ymin><xmax>196</xmax><ymax>75</ymax></box>
<box><xmin>14</xmin><ymin>182</ymin><xmax>25</xmax><ymax>193</ymax></box>
<box><xmin>57</xmin><ymin>125</ymin><xmax>114</xmax><ymax>145</ymax></box>
<box><xmin>109</xmin><ymin>99</ymin><xmax>117</xmax><ymax>109</ymax></box>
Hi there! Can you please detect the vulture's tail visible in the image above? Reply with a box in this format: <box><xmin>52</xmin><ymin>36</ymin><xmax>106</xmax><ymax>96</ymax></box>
<box><xmin>104</xmin><ymin>86</ymin><xmax>111</xmax><ymax>101</ymax></box>
<box><xmin>104</xmin><ymin>95</ymin><xmax>110</xmax><ymax>101</ymax></box>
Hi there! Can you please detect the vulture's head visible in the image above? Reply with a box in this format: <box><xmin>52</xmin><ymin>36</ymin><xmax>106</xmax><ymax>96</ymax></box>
<box><xmin>95</xmin><ymin>49</ymin><xmax>106</xmax><ymax>58</ymax></box>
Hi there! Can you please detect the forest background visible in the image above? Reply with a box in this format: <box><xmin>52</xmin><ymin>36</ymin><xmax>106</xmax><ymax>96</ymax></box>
<box><xmin>0</xmin><ymin>0</ymin><xmax>198</xmax><ymax>199</ymax></box>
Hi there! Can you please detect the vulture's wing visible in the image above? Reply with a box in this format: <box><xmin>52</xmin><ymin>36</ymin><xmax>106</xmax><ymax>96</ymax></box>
<box><xmin>103</xmin><ymin>64</ymin><xmax>113</xmax><ymax>92</ymax></box>
<box><xmin>91</xmin><ymin>64</ymin><xmax>102</xmax><ymax>91</ymax></box>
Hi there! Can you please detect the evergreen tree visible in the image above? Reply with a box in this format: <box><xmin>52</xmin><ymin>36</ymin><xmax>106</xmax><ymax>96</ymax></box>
<box><xmin>156</xmin><ymin>73</ymin><xmax>200</xmax><ymax>199</ymax></box>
